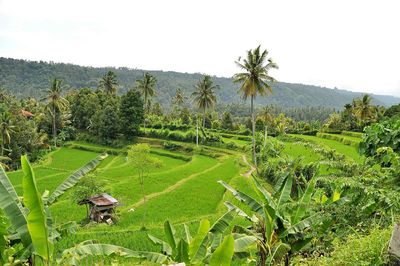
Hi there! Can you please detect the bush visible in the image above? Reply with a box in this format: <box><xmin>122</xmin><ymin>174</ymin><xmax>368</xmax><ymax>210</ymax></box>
<box><xmin>341</xmin><ymin>131</ymin><xmax>363</xmax><ymax>138</ymax></box>
<box><xmin>359</xmin><ymin>117</ymin><xmax>400</xmax><ymax>157</ymax></box>
<box><xmin>163</xmin><ymin>141</ymin><xmax>182</xmax><ymax>151</ymax></box>
<box><xmin>299</xmin><ymin>226</ymin><xmax>391</xmax><ymax>266</ymax></box>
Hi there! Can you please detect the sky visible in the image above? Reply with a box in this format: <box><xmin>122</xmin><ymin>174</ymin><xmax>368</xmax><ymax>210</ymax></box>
<box><xmin>0</xmin><ymin>0</ymin><xmax>399</xmax><ymax>97</ymax></box>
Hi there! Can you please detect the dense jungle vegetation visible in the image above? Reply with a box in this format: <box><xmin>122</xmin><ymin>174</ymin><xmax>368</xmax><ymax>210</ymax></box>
<box><xmin>0</xmin><ymin>47</ymin><xmax>400</xmax><ymax>265</ymax></box>
<box><xmin>1</xmin><ymin>57</ymin><xmax>399</xmax><ymax>109</ymax></box>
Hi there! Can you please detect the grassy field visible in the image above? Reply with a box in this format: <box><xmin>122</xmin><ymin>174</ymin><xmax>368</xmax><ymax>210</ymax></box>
<box><xmin>4</xmin><ymin>131</ymin><xmax>365</xmax><ymax>263</ymax></box>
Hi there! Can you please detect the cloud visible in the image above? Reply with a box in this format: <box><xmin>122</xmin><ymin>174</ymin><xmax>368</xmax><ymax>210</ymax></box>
<box><xmin>0</xmin><ymin>0</ymin><xmax>399</xmax><ymax>97</ymax></box>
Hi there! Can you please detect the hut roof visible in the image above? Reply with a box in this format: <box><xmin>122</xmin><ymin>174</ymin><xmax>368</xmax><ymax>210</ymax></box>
<box><xmin>79</xmin><ymin>193</ymin><xmax>118</xmax><ymax>206</ymax></box>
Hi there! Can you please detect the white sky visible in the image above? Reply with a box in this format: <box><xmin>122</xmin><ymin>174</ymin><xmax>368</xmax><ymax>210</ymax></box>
<box><xmin>1</xmin><ymin>0</ymin><xmax>399</xmax><ymax>97</ymax></box>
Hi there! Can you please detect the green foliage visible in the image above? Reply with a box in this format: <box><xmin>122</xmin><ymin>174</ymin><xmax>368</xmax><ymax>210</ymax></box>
<box><xmin>90</xmin><ymin>98</ymin><xmax>120</xmax><ymax>140</ymax></box>
<box><xmin>384</xmin><ymin>104</ymin><xmax>400</xmax><ymax>118</ymax></box>
<box><xmin>21</xmin><ymin>155</ymin><xmax>53</xmax><ymax>263</ymax></box>
<box><xmin>221</xmin><ymin>112</ymin><xmax>234</xmax><ymax>130</ymax></box>
<box><xmin>69</xmin><ymin>88</ymin><xmax>100</xmax><ymax>130</ymax></box>
<box><xmin>299</xmin><ymin>226</ymin><xmax>391</xmax><ymax>266</ymax></box>
<box><xmin>119</xmin><ymin>89</ymin><xmax>144</xmax><ymax>137</ymax></box>
<box><xmin>359</xmin><ymin>117</ymin><xmax>400</xmax><ymax>157</ymax></box>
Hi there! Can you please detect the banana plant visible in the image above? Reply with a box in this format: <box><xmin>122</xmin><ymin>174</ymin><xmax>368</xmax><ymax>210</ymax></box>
<box><xmin>218</xmin><ymin>171</ymin><xmax>335</xmax><ymax>266</ymax></box>
<box><xmin>148</xmin><ymin>210</ymin><xmax>257</xmax><ymax>265</ymax></box>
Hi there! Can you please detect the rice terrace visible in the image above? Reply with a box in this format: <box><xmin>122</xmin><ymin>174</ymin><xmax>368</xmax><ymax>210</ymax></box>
<box><xmin>1</xmin><ymin>0</ymin><xmax>400</xmax><ymax>265</ymax></box>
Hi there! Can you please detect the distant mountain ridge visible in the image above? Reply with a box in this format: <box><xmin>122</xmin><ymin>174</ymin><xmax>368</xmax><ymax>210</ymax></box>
<box><xmin>0</xmin><ymin>57</ymin><xmax>399</xmax><ymax>109</ymax></box>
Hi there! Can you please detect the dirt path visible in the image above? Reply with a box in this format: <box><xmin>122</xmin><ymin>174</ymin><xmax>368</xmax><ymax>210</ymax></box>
<box><xmin>241</xmin><ymin>155</ymin><xmax>256</xmax><ymax>178</ymax></box>
<box><xmin>127</xmin><ymin>161</ymin><xmax>223</xmax><ymax>209</ymax></box>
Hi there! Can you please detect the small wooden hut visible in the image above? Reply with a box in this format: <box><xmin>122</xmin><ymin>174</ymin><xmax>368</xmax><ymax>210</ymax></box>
<box><xmin>79</xmin><ymin>193</ymin><xmax>119</xmax><ymax>224</ymax></box>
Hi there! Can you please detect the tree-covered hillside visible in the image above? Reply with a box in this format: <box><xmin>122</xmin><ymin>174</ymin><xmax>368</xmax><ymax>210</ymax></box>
<box><xmin>1</xmin><ymin>57</ymin><xmax>398</xmax><ymax>108</ymax></box>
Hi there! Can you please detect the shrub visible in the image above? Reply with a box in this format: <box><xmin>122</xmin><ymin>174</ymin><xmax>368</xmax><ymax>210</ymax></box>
<box><xmin>359</xmin><ymin>117</ymin><xmax>400</xmax><ymax>157</ymax></box>
<box><xmin>299</xmin><ymin>226</ymin><xmax>391</xmax><ymax>266</ymax></box>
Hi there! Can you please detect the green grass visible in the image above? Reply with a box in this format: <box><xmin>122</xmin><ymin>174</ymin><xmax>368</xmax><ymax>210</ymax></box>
<box><xmin>2</xmin><ymin>140</ymin><xmax>246</xmax><ymax>258</ymax></box>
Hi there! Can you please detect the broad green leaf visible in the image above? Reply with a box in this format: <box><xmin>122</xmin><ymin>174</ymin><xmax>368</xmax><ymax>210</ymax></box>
<box><xmin>0</xmin><ymin>165</ymin><xmax>31</xmax><ymax>247</ymax></box>
<box><xmin>209</xmin><ymin>235</ymin><xmax>234</xmax><ymax>266</ymax></box>
<box><xmin>176</xmin><ymin>239</ymin><xmax>189</xmax><ymax>264</ymax></box>
<box><xmin>22</xmin><ymin>155</ymin><xmax>52</xmax><ymax>262</ymax></box>
<box><xmin>189</xmin><ymin>219</ymin><xmax>210</xmax><ymax>264</ymax></box>
<box><xmin>60</xmin><ymin>243</ymin><xmax>168</xmax><ymax>265</ymax></box>
<box><xmin>233</xmin><ymin>235</ymin><xmax>257</xmax><ymax>252</ymax></box>
<box><xmin>252</xmin><ymin>176</ymin><xmax>277</xmax><ymax>209</ymax></box>
<box><xmin>164</xmin><ymin>220</ymin><xmax>176</xmax><ymax>250</ymax></box>
<box><xmin>47</xmin><ymin>153</ymin><xmax>108</xmax><ymax>205</ymax></box>
<box><xmin>219</xmin><ymin>180</ymin><xmax>264</xmax><ymax>218</ymax></box>
<box><xmin>184</xmin><ymin>223</ymin><xmax>192</xmax><ymax>244</ymax></box>
<box><xmin>210</xmin><ymin>210</ymin><xmax>234</xmax><ymax>234</ymax></box>
<box><xmin>284</xmin><ymin>214</ymin><xmax>317</xmax><ymax>236</ymax></box>
<box><xmin>292</xmin><ymin>176</ymin><xmax>316</xmax><ymax>224</ymax></box>
<box><xmin>148</xmin><ymin>234</ymin><xmax>172</xmax><ymax>255</ymax></box>
<box><xmin>276</xmin><ymin>175</ymin><xmax>292</xmax><ymax>208</ymax></box>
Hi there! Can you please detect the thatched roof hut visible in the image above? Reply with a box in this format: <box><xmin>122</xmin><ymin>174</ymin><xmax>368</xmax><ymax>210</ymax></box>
<box><xmin>79</xmin><ymin>193</ymin><xmax>119</xmax><ymax>224</ymax></box>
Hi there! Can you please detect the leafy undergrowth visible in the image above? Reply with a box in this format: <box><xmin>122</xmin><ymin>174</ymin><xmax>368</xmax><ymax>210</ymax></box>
<box><xmin>295</xmin><ymin>226</ymin><xmax>392</xmax><ymax>266</ymax></box>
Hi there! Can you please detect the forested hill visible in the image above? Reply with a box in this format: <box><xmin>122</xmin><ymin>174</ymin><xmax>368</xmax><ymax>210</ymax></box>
<box><xmin>1</xmin><ymin>57</ymin><xmax>399</xmax><ymax>108</ymax></box>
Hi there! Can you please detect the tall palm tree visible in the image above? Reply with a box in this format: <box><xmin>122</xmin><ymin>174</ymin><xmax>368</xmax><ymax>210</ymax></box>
<box><xmin>172</xmin><ymin>88</ymin><xmax>185</xmax><ymax>106</ymax></box>
<box><xmin>233</xmin><ymin>45</ymin><xmax>278</xmax><ymax>170</ymax></box>
<box><xmin>0</xmin><ymin>112</ymin><xmax>14</xmax><ymax>156</ymax></box>
<box><xmin>192</xmin><ymin>75</ymin><xmax>218</xmax><ymax>127</ymax></box>
<box><xmin>42</xmin><ymin>79</ymin><xmax>69</xmax><ymax>146</ymax></box>
<box><xmin>99</xmin><ymin>71</ymin><xmax>118</xmax><ymax>95</ymax></box>
<box><xmin>353</xmin><ymin>94</ymin><xmax>376</xmax><ymax>127</ymax></box>
<box><xmin>135</xmin><ymin>72</ymin><xmax>157</xmax><ymax>130</ymax></box>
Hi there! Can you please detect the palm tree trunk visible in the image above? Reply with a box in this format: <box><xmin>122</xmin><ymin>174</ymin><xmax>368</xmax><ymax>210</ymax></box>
<box><xmin>53</xmin><ymin>104</ymin><xmax>57</xmax><ymax>147</ymax></box>
<box><xmin>202</xmin><ymin>109</ymin><xmax>206</xmax><ymax>128</ymax></box>
<box><xmin>251</xmin><ymin>96</ymin><xmax>258</xmax><ymax>170</ymax></box>
<box><xmin>196</xmin><ymin>118</ymin><xmax>199</xmax><ymax>147</ymax></box>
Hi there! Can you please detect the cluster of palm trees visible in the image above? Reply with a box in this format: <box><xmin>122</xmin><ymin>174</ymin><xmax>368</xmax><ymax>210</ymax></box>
<box><xmin>169</xmin><ymin>45</ymin><xmax>279</xmax><ymax>169</ymax></box>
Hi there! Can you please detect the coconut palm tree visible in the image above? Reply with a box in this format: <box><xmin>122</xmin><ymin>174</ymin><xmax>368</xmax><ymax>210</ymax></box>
<box><xmin>135</xmin><ymin>72</ymin><xmax>157</xmax><ymax>131</ymax></box>
<box><xmin>136</xmin><ymin>72</ymin><xmax>157</xmax><ymax>113</ymax></box>
<box><xmin>0</xmin><ymin>112</ymin><xmax>14</xmax><ymax>156</ymax></box>
<box><xmin>233</xmin><ymin>45</ymin><xmax>278</xmax><ymax>170</ymax></box>
<box><xmin>172</xmin><ymin>88</ymin><xmax>185</xmax><ymax>106</ymax></box>
<box><xmin>99</xmin><ymin>71</ymin><xmax>118</xmax><ymax>95</ymax></box>
<box><xmin>192</xmin><ymin>75</ymin><xmax>218</xmax><ymax>128</ymax></box>
<box><xmin>353</xmin><ymin>94</ymin><xmax>376</xmax><ymax>127</ymax></box>
<box><xmin>42</xmin><ymin>79</ymin><xmax>69</xmax><ymax>147</ymax></box>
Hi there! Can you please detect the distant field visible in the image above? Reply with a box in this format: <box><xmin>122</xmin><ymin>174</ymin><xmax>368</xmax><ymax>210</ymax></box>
<box><xmin>290</xmin><ymin>134</ymin><xmax>364</xmax><ymax>163</ymax></box>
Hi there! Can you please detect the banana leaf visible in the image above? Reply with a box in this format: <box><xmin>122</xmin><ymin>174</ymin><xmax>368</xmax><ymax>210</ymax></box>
<box><xmin>210</xmin><ymin>210</ymin><xmax>234</xmax><ymax>234</ymax></box>
<box><xmin>276</xmin><ymin>175</ymin><xmax>292</xmax><ymax>208</ymax></box>
<box><xmin>292</xmin><ymin>176</ymin><xmax>316</xmax><ymax>224</ymax></box>
<box><xmin>209</xmin><ymin>235</ymin><xmax>234</xmax><ymax>266</ymax></box>
<box><xmin>164</xmin><ymin>220</ymin><xmax>176</xmax><ymax>251</ymax></box>
<box><xmin>0</xmin><ymin>165</ymin><xmax>31</xmax><ymax>247</ymax></box>
<box><xmin>218</xmin><ymin>180</ymin><xmax>264</xmax><ymax>218</ymax></box>
<box><xmin>189</xmin><ymin>219</ymin><xmax>210</xmax><ymax>264</ymax></box>
<box><xmin>60</xmin><ymin>243</ymin><xmax>168</xmax><ymax>265</ymax></box>
<box><xmin>47</xmin><ymin>153</ymin><xmax>108</xmax><ymax>205</ymax></box>
<box><xmin>21</xmin><ymin>155</ymin><xmax>53</xmax><ymax>263</ymax></box>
